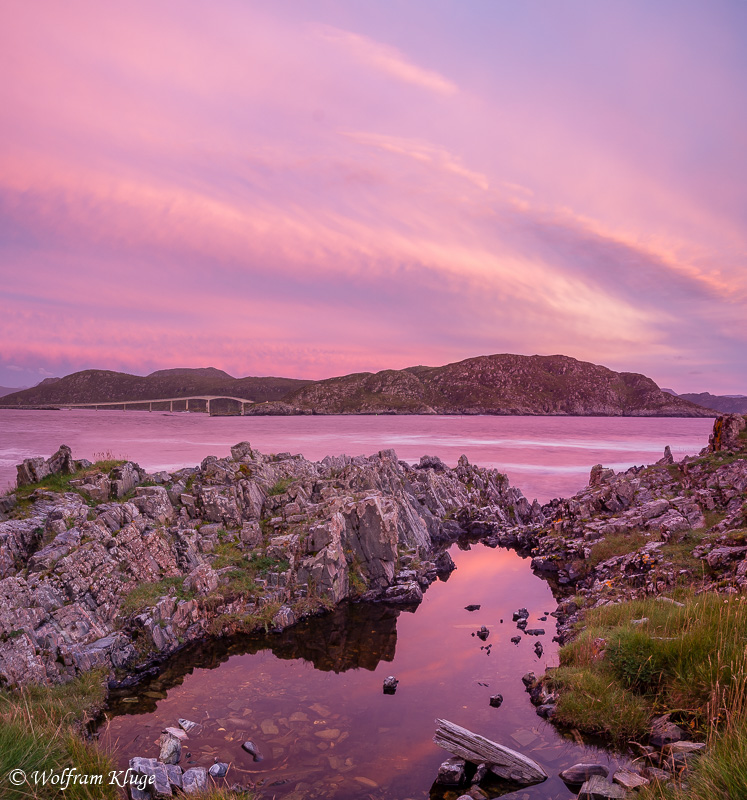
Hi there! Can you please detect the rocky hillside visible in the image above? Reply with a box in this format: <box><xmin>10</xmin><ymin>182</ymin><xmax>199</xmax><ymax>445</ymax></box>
<box><xmin>677</xmin><ymin>391</ymin><xmax>747</xmax><ymax>415</ymax></box>
<box><xmin>1</xmin><ymin>368</ymin><xmax>311</xmax><ymax>405</ymax></box>
<box><xmin>250</xmin><ymin>354</ymin><xmax>714</xmax><ymax>416</ymax></box>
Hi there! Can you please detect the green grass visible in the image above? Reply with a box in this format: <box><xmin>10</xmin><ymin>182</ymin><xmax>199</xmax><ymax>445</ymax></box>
<box><xmin>266</xmin><ymin>477</ymin><xmax>293</xmax><ymax>496</ymax></box>
<box><xmin>120</xmin><ymin>576</ymin><xmax>194</xmax><ymax>615</ymax></box>
<box><xmin>547</xmin><ymin>593</ymin><xmax>747</xmax><ymax>744</ymax></box>
<box><xmin>588</xmin><ymin>530</ymin><xmax>648</xmax><ymax>567</ymax></box>
<box><xmin>0</xmin><ymin>671</ymin><xmax>118</xmax><ymax>800</ymax></box>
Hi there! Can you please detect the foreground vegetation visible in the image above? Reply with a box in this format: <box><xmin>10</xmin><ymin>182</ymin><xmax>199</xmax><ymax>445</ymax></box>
<box><xmin>0</xmin><ymin>671</ymin><xmax>118</xmax><ymax>800</ymax></box>
<box><xmin>547</xmin><ymin>592</ymin><xmax>747</xmax><ymax>797</ymax></box>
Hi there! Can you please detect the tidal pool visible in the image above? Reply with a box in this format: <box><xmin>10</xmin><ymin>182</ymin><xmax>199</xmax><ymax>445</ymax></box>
<box><xmin>102</xmin><ymin>544</ymin><xmax>625</xmax><ymax>799</ymax></box>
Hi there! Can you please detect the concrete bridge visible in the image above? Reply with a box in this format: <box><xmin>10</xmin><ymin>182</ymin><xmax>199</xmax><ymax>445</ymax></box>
<box><xmin>58</xmin><ymin>396</ymin><xmax>255</xmax><ymax>415</ymax></box>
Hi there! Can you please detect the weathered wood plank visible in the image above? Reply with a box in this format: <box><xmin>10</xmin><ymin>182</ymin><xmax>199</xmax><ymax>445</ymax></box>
<box><xmin>433</xmin><ymin>719</ymin><xmax>548</xmax><ymax>785</ymax></box>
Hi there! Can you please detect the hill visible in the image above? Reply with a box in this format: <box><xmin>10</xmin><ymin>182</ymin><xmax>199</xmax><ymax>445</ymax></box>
<box><xmin>0</xmin><ymin>356</ymin><xmax>716</xmax><ymax>416</ymax></box>
<box><xmin>677</xmin><ymin>392</ymin><xmax>747</xmax><ymax>415</ymax></box>
<box><xmin>248</xmin><ymin>354</ymin><xmax>714</xmax><ymax>417</ymax></box>
<box><xmin>1</xmin><ymin>368</ymin><xmax>312</xmax><ymax>405</ymax></box>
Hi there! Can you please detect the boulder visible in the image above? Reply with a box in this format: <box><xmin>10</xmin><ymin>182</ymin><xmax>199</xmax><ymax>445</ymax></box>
<box><xmin>577</xmin><ymin>775</ymin><xmax>626</xmax><ymax>799</ymax></box>
<box><xmin>436</xmin><ymin>757</ymin><xmax>466</xmax><ymax>785</ymax></box>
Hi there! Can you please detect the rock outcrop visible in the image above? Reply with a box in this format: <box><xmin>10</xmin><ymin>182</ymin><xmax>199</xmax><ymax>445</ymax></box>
<box><xmin>0</xmin><ymin>443</ymin><xmax>536</xmax><ymax>687</ymax></box>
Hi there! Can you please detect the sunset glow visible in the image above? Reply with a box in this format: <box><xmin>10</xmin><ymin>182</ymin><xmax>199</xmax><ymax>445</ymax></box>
<box><xmin>2</xmin><ymin>1</ymin><xmax>746</xmax><ymax>392</ymax></box>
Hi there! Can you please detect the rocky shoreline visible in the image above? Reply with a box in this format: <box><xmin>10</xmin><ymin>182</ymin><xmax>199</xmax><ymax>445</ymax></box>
<box><xmin>1</xmin><ymin>414</ymin><xmax>745</xmax><ymax>798</ymax></box>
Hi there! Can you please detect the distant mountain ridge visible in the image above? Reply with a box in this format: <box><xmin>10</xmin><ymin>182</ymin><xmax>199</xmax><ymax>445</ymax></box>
<box><xmin>1</xmin><ymin>356</ymin><xmax>715</xmax><ymax>416</ymax></box>
<box><xmin>1</xmin><ymin>368</ymin><xmax>311</xmax><ymax>406</ymax></box>
<box><xmin>675</xmin><ymin>392</ymin><xmax>747</xmax><ymax>415</ymax></box>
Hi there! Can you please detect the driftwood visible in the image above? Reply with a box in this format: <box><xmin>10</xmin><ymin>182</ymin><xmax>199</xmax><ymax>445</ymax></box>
<box><xmin>433</xmin><ymin>719</ymin><xmax>548</xmax><ymax>786</ymax></box>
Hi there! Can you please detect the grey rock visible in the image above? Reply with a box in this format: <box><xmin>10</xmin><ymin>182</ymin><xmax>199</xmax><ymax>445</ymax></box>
<box><xmin>489</xmin><ymin>694</ymin><xmax>503</xmax><ymax>708</ymax></box>
<box><xmin>383</xmin><ymin>675</ymin><xmax>399</xmax><ymax>694</ymax></box>
<box><xmin>159</xmin><ymin>733</ymin><xmax>181</xmax><ymax>765</ymax></box>
<box><xmin>242</xmin><ymin>740</ymin><xmax>263</xmax><ymax>761</ymax></box>
<box><xmin>208</xmin><ymin>762</ymin><xmax>229</xmax><ymax>778</ymax></box>
<box><xmin>578</xmin><ymin>775</ymin><xmax>626</xmax><ymax>799</ymax></box>
<box><xmin>182</xmin><ymin>767</ymin><xmax>208</xmax><ymax>794</ymax></box>
<box><xmin>559</xmin><ymin>763</ymin><xmax>609</xmax><ymax>784</ymax></box>
<box><xmin>436</xmin><ymin>756</ymin><xmax>466</xmax><ymax>785</ymax></box>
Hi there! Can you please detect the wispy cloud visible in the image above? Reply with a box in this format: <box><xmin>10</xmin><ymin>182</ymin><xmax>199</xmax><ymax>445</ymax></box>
<box><xmin>316</xmin><ymin>25</ymin><xmax>458</xmax><ymax>95</ymax></box>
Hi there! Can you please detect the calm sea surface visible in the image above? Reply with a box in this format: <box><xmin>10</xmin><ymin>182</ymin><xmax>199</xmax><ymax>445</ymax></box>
<box><xmin>1</xmin><ymin>410</ymin><xmax>713</xmax><ymax>797</ymax></box>
<box><xmin>0</xmin><ymin>410</ymin><xmax>713</xmax><ymax>503</ymax></box>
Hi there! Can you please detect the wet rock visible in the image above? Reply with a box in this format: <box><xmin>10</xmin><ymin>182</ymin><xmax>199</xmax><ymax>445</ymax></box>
<box><xmin>536</xmin><ymin>703</ymin><xmax>556</xmax><ymax>718</ymax></box>
<box><xmin>383</xmin><ymin>675</ymin><xmax>399</xmax><ymax>694</ymax></box>
<box><xmin>381</xmin><ymin>581</ymin><xmax>423</xmax><ymax>604</ymax></box>
<box><xmin>489</xmin><ymin>694</ymin><xmax>503</xmax><ymax>708</ymax></box>
<box><xmin>511</xmin><ymin>635</ymin><xmax>521</xmax><ymax>644</ymax></box>
<box><xmin>559</xmin><ymin>763</ymin><xmax>609</xmax><ymax>784</ymax></box>
<box><xmin>158</xmin><ymin>733</ymin><xmax>182</xmax><ymax>765</ymax></box>
<box><xmin>512</xmin><ymin>608</ymin><xmax>529</xmax><ymax>621</ymax></box>
<box><xmin>242</xmin><ymin>740</ymin><xmax>263</xmax><ymax>761</ymax></box>
<box><xmin>464</xmin><ymin>604</ymin><xmax>481</xmax><ymax>611</ymax></box>
<box><xmin>178</xmin><ymin>718</ymin><xmax>200</xmax><ymax>734</ymax></box>
<box><xmin>436</xmin><ymin>756</ymin><xmax>466</xmax><ymax>785</ymax></box>
<box><xmin>208</xmin><ymin>762</ymin><xmax>229</xmax><ymax>778</ymax></box>
<box><xmin>475</xmin><ymin>626</ymin><xmax>489</xmax><ymax>641</ymax></box>
<box><xmin>521</xmin><ymin>671</ymin><xmax>537</xmax><ymax>687</ymax></box>
<box><xmin>533</xmin><ymin>641</ymin><xmax>543</xmax><ymax>657</ymax></box>
<box><xmin>525</xmin><ymin>628</ymin><xmax>545</xmax><ymax>636</ymax></box>
<box><xmin>471</xmin><ymin>762</ymin><xmax>489</xmax><ymax>785</ymax></box>
<box><xmin>182</xmin><ymin>767</ymin><xmax>208</xmax><ymax>794</ymax></box>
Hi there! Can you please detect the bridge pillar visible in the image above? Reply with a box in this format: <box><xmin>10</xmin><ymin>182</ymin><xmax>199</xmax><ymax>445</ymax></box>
<box><xmin>149</xmin><ymin>402</ymin><xmax>152</xmax><ymax>412</ymax></box>
<box><xmin>207</xmin><ymin>398</ymin><xmax>211</xmax><ymax>415</ymax></box>
<box><xmin>186</xmin><ymin>399</ymin><xmax>189</xmax><ymax>412</ymax></box>
<box><xmin>170</xmin><ymin>400</ymin><xmax>173</xmax><ymax>412</ymax></box>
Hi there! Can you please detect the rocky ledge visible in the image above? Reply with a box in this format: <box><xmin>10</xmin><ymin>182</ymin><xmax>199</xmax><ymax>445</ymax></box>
<box><xmin>0</xmin><ymin>443</ymin><xmax>540</xmax><ymax>688</ymax></box>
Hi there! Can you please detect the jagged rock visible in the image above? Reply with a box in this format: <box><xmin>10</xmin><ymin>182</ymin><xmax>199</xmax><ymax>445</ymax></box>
<box><xmin>559</xmin><ymin>763</ymin><xmax>609</xmax><ymax>784</ymax></box>
<box><xmin>178</xmin><ymin>718</ymin><xmax>200</xmax><ymax>734</ymax></box>
<box><xmin>512</xmin><ymin>608</ymin><xmax>529</xmax><ymax>621</ymax></box>
<box><xmin>208</xmin><ymin>762</ymin><xmax>228</xmax><ymax>778</ymax></box>
<box><xmin>383</xmin><ymin>675</ymin><xmax>399</xmax><ymax>694</ymax></box>
<box><xmin>511</xmin><ymin>635</ymin><xmax>521</xmax><ymax>644</ymax></box>
<box><xmin>525</xmin><ymin>628</ymin><xmax>545</xmax><ymax>636</ymax></box>
<box><xmin>464</xmin><ymin>604</ymin><xmax>481</xmax><ymax>611</ymax></box>
<box><xmin>110</xmin><ymin>462</ymin><xmax>142</xmax><ymax>498</ymax></box>
<box><xmin>183</xmin><ymin>564</ymin><xmax>218</xmax><ymax>596</ymax></box>
<box><xmin>437</xmin><ymin>756</ymin><xmax>466</xmax><ymax>785</ymax></box>
<box><xmin>489</xmin><ymin>694</ymin><xmax>503</xmax><ymax>707</ymax></box>
<box><xmin>158</xmin><ymin>732</ymin><xmax>182</xmax><ymax>764</ymax></box>
<box><xmin>476</xmin><ymin>626</ymin><xmax>489</xmax><ymax>641</ymax></box>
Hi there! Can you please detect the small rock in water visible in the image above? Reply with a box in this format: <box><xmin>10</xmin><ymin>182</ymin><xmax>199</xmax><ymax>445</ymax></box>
<box><xmin>559</xmin><ymin>763</ymin><xmax>609</xmax><ymax>784</ymax></box>
<box><xmin>178</xmin><ymin>718</ymin><xmax>200</xmax><ymax>734</ymax></box>
<box><xmin>512</xmin><ymin>608</ymin><xmax>529</xmax><ymax>621</ymax></box>
<box><xmin>516</xmin><ymin>619</ymin><xmax>528</xmax><ymax>631</ymax></box>
<box><xmin>511</xmin><ymin>635</ymin><xmax>521</xmax><ymax>644</ymax></box>
<box><xmin>534</xmin><ymin>642</ymin><xmax>544</xmax><ymax>657</ymax></box>
<box><xmin>464</xmin><ymin>604</ymin><xmax>481</xmax><ymax>612</ymax></box>
<box><xmin>489</xmin><ymin>694</ymin><xmax>503</xmax><ymax>708</ymax></box>
<box><xmin>476</xmin><ymin>626</ymin><xmax>489</xmax><ymax>641</ymax></box>
<box><xmin>159</xmin><ymin>733</ymin><xmax>182</xmax><ymax>765</ymax></box>
<box><xmin>208</xmin><ymin>762</ymin><xmax>229</xmax><ymax>778</ymax></box>
<box><xmin>525</xmin><ymin>628</ymin><xmax>545</xmax><ymax>636</ymax></box>
<box><xmin>383</xmin><ymin>675</ymin><xmax>399</xmax><ymax>694</ymax></box>
<box><xmin>436</xmin><ymin>756</ymin><xmax>466</xmax><ymax>785</ymax></box>
<box><xmin>242</xmin><ymin>740</ymin><xmax>263</xmax><ymax>761</ymax></box>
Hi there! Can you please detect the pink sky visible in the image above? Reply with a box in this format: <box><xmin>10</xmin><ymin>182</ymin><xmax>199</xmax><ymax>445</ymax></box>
<box><xmin>1</xmin><ymin>1</ymin><xmax>746</xmax><ymax>393</ymax></box>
